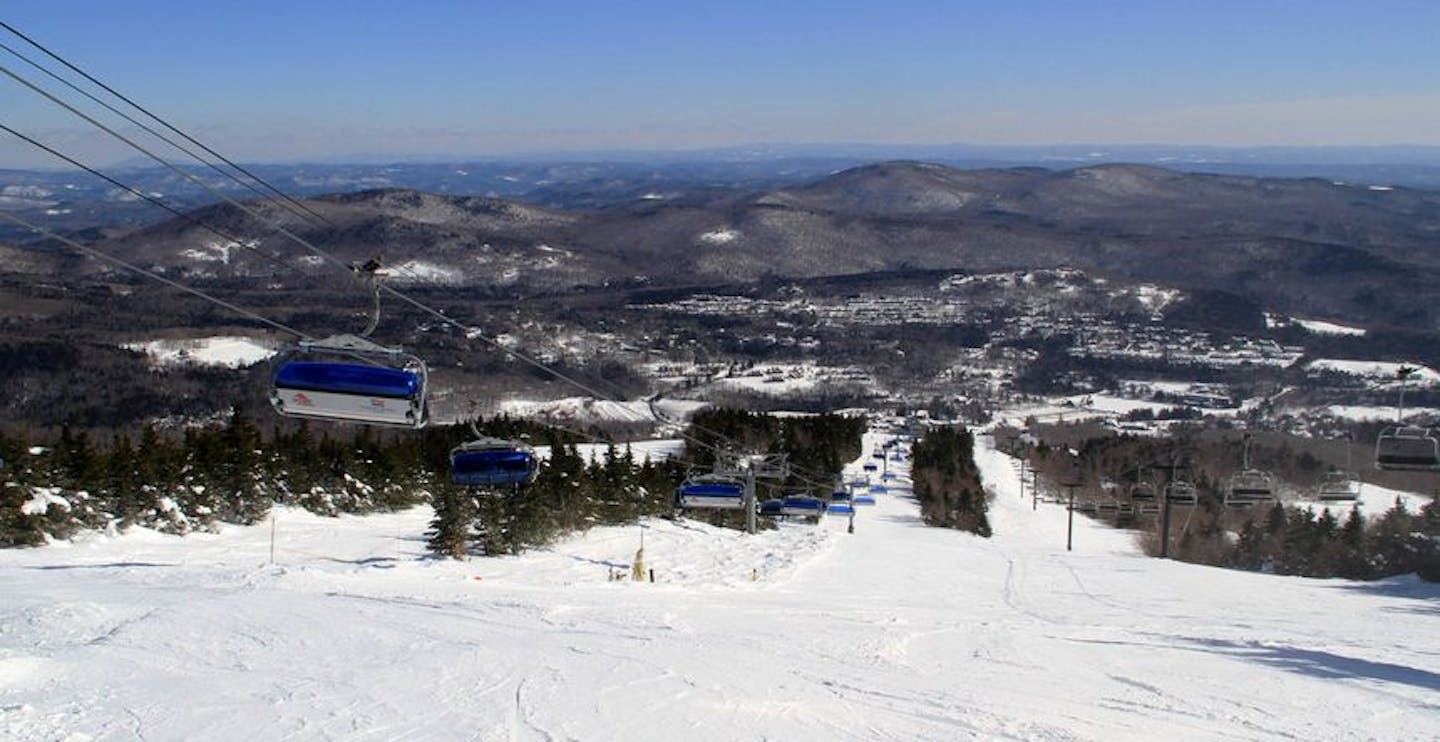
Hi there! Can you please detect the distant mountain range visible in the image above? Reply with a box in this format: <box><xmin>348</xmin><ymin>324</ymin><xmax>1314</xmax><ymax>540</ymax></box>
<box><xmin>7</xmin><ymin>160</ymin><xmax>1440</xmax><ymax>331</ymax></box>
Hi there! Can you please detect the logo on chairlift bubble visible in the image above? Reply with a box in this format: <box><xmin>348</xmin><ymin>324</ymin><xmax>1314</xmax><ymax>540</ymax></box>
<box><xmin>293</xmin><ymin>392</ymin><xmax>313</xmax><ymax>407</ymax></box>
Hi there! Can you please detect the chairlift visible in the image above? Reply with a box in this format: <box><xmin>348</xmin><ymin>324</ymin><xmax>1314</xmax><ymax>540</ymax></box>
<box><xmin>1225</xmin><ymin>434</ymin><xmax>1277</xmax><ymax>508</ymax></box>
<box><xmin>853</xmin><ymin>494</ymin><xmax>877</xmax><ymax>506</ymax></box>
<box><xmin>1315</xmin><ymin>433</ymin><xmax>1361</xmax><ymax>502</ymax></box>
<box><xmin>676</xmin><ymin>473</ymin><xmax>747</xmax><ymax>510</ymax></box>
<box><xmin>1374</xmin><ymin>365</ymin><xmax>1440</xmax><ymax>471</ymax></box>
<box><xmin>862</xmin><ymin>462</ymin><xmax>878</xmax><ymax>472</ymax></box>
<box><xmin>1165</xmin><ymin>480</ymin><xmax>1198</xmax><ymax>505</ymax></box>
<box><xmin>778</xmin><ymin>497</ymin><xmax>827</xmax><ymax>518</ymax></box>
<box><xmin>1225</xmin><ymin>472</ymin><xmax>1276</xmax><ymax>508</ymax></box>
<box><xmin>868</xmin><ymin>483</ymin><xmax>887</xmax><ymax>494</ymax></box>
<box><xmin>269</xmin><ymin>265</ymin><xmax>428</xmax><ymax>428</ymax></box>
<box><xmin>270</xmin><ymin>337</ymin><xmax>428</xmax><ymax>428</ymax></box>
<box><xmin>1314</xmin><ymin>471</ymin><xmax>1361</xmax><ymax>502</ymax></box>
<box><xmin>1129</xmin><ymin>479</ymin><xmax>1157</xmax><ymax>503</ymax></box>
<box><xmin>1374</xmin><ymin>426</ymin><xmax>1440</xmax><ymax>471</ymax></box>
<box><xmin>828</xmin><ymin>502</ymin><xmax>855</xmax><ymax>514</ymax></box>
<box><xmin>451</xmin><ymin>435</ymin><xmax>537</xmax><ymax>488</ymax></box>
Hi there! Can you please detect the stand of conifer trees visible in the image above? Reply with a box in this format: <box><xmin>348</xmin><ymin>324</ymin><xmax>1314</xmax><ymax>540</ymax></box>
<box><xmin>910</xmin><ymin>426</ymin><xmax>992</xmax><ymax>536</ymax></box>
<box><xmin>1168</xmin><ymin>498</ymin><xmax>1440</xmax><ymax>581</ymax></box>
<box><xmin>2</xmin><ymin>407</ymin><xmax>869</xmax><ymax>558</ymax></box>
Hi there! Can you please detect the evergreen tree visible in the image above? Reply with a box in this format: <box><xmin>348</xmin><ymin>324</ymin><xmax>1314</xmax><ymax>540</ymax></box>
<box><xmin>426</xmin><ymin>483</ymin><xmax>478</xmax><ymax>559</ymax></box>
<box><xmin>1368</xmin><ymin>498</ymin><xmax>1417</xmax><ymax>576</ymax></box>
<box><xmin>911</xmin><ymin>426</ymin><xmax>991</xmax><ymax>536</ymax></box>
<box><xmin>1416</xmin><ymin>498</ymin><xmax>1440</xmax><ymax>582</ymax></box>
<box><xmin>105</xmin><ymin>433</ymin><xmax>145</xmax><ymax>527</ymax></box>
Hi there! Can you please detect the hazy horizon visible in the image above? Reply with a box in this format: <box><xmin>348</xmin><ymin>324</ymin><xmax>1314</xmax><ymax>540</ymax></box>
<box><xmin>5</xmin><ymin>1</ymin><xmax>1440</xmax><ymax>168</ymax></box>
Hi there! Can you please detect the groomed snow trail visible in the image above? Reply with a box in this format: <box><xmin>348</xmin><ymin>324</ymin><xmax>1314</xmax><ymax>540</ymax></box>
<box><xmin>2</xmin><ymin>430</ymin><xmax>1437</xmax><ymax>740</ymax></box>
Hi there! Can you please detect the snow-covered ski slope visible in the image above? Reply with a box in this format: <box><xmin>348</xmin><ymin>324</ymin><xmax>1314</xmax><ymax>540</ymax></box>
<box><xmin>2</xmin><ymin>432</ymin><xmax>1437</xmax><ymax>740</ymax></box>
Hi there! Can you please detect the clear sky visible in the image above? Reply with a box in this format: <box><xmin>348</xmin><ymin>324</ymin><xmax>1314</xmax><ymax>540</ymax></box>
<box><xmin>4</xmin><ymin>0</ymin><xmax>1440</xmax><ymax>166</ymax></box>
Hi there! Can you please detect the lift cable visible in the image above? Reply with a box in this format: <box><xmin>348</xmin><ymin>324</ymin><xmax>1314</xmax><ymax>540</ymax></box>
<box><xmin>1</xmin><ymin>47</ymin><xmax>846</xmax><ymax>490</ymax></box>
<box><xmin>0</xmin><ymin>123</ymin><xmax>321</xmax><ymax>280</ymax></box>
<box><xmin>0</xmin><ymin>21</ymin><xmax>330</xmax><ymax>226</ymax></box>
<box><xmin>0</xmin><ymin>208</ymin><xmax>312</xmax><ymax>341</ymax></box>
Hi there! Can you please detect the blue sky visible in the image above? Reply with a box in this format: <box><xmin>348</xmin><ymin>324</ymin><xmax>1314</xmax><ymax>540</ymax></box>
<box><xmin>4</xmin><ymin>0</ymin><xmax>1440</xmax><ymax>165</ymax></box>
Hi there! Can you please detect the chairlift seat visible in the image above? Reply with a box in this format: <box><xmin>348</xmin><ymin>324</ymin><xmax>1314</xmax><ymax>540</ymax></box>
<box><xmin>1225</xmin><ymin>470</ymin><xmax>1277</xmax><ymax>507</ymax></box>
<box><xmin>451</xmin><ymin>440</ymin><xmax>537</xmax><ymax>487</ymax></box>
<box><xmin>1315</xmin><ymin>471</ymin><xmax>1360</xmax><ymax>502</ymax></box>
<box><xmin>853</xmin><ymin>495</ymin><xmax>877</xmax><ymax>506</ymax></box>
<box><xmin>1166</xmin><ymin>481</ymin><xmax>1198</xmax><ymax>504</ymax></box>
<box><xmin>677</xmin><ymin>476</ymin><xmax>747</xmax><ymax>510</ymax></box>
<box><xmin>1375</xmin><ymin>426</ymin><xmax>1440</xmax><ymax>471</ymax></box>
<box><xmin>779</xmin><ymin>497</ymin><xmax>826</xmax><ymax>517</ymax></box>
<box><xmin>270</xmin><ymin>349</ymin><xmax>428</xmax><ymax>429</ymax></box>
<box><xmin>274</xmin><ymin>361</ymin><xmax>420</xmax><ymax>398</ymax></box>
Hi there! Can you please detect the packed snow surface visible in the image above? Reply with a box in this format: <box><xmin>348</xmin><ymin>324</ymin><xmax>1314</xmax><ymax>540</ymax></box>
<box><xmin>1318</xmin><ymin>404</ymin><xmax>1440</xmax><ymax>422</ymax></box>
<box><xmin>1292</xmin><ymin>318</ymin><xmax>1367</xmax><ymax>337</ymax></box>
<box><xmin>122</xmin><ymin>336</ymin><xmax>276</xmax><ymax>369</ymax></box>
<box><xmin>382</xmin><ymin>260</ymin><xmax>463</xmax><ymax>284</ymax></box>
<box><xmin>1308</xmin><ymin>359</ymin><xmax>1440</xmax><ymax>384</ymax></box>
<box><xmin>698</xmin><ymin>228</ymin><xmax>740</xmax><ymax>244</ymax></box>
<box><xmin>2</xmin><ymin>431</ymin><xmax>1437</xmax><ymax>740</ymax></box>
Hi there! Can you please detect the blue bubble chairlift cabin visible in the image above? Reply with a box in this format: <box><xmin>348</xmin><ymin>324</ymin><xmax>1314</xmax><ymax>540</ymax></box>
<box><xmin>270</xmin><ymin>335</ymin><xmax>429</xmax><ymax>428</ymax></box>
<box><xmin>451</xmin><ymin>435</ymin><xmax>538</xmax><ymax>488</ymax></box>
<box><xmin>778</xmin><ymin>496</ymin><xmax>827</xmax><ymax>518</ymax></box>
<box><xmin>270</xmin><ymin>264</ymin><xmax>429</xmax><ymax>429</ymax></box>
<box><xmin>677</xmin><ymin>473</ymin><xmax>747</xmax><ymax>510</ymax></box>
